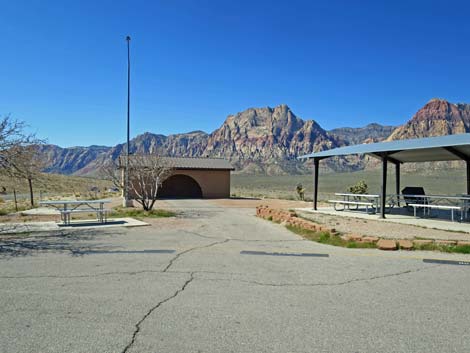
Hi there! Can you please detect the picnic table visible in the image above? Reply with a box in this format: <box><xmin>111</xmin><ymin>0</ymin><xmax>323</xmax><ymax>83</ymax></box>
<box><xmin>329</xmin><ymin>193</ymin><xmax>381</xmax><ymax>214</ymax></box>
<box><xmin>39</xmin><ymin>199</ymin><xmax>111</xmax><ymax>225</ymax></box>
<box><xmin>394</xmin><ymin>194</ymin><xmax>470</xmax><ymax>222</ymax></box>
<box><xmin>328</xmin><ymin>190</ymin><xmax>470</xmax><ymax>222</ymax></box>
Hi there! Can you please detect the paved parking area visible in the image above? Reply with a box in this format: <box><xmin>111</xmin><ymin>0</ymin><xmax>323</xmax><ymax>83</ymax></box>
<box><xmin>1</xmin><ymin>199</ymin><xmax>470</xmax><ymax>353</ymax></box>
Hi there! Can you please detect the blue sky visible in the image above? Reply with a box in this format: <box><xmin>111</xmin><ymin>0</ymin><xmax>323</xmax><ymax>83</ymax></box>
<box><xmin>2</xmin><ymin>0</ymin><xmax>470</xmax><ymax>147</ymax></box>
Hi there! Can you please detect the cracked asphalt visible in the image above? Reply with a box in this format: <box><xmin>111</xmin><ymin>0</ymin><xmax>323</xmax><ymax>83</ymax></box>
<box><xmin>1</xmin><ymin>199</ymin><xmax>470</xmax><ymax>353</ymax></box>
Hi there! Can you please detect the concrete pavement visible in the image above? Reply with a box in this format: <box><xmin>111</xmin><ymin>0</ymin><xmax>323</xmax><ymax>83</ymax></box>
<box><xmin>1</xmin><ymin>199</ymin><xmax>470</xmax><ymax>353</ymax></box>
<box><xmin>0</xmin><ymin>218</ymin><xmax>148</xmax><ymax>235</ymax></box>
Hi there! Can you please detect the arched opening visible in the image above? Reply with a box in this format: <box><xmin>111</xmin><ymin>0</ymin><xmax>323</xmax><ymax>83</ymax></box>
<box><xmin>158</xmin><ymin>174</ymin><xmax>203</xmax><ymax>198</ymax></box>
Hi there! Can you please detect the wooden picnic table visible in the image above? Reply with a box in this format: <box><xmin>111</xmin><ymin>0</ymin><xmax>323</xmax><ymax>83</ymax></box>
<box><xmin>39</xmin><ymin>200</ymin><xmax>111</xmax><ymax>225</ymax></box>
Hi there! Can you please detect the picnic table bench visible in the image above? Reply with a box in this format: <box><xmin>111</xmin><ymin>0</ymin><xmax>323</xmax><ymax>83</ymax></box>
<box><xmin>39</xmin><ymin>200</ymin><xmax>111</xmax><ymax>225</ymax></box>
<box><xmin>328</xmin><ymin>193</ymin><xmax>380</xmax><ymax>214</ymax></box>
<box><xmin>404</xmin><ymin>194</ymin><xmax>470</xmax><ymax>222</ymax></box>
<box><xmin>409</xmin><ymin>203</ymin><xmax>462</xmax><ymax>222</ymax></box>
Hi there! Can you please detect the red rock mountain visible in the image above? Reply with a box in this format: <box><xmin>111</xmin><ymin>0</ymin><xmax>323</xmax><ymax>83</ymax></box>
<box><xmin>388</xmin><ymin>98</ymin><xmax>470</xmax><ymax>140</ymax></box>
<box><xmin>38</xmin><ymin>99</ymin><xmax>470</xmax><ymax>175</ymax></box>
<box><xmin>203</xmin><ymin>105</ymin><xmax>338</xmax><ymax>174</ymax></box>
<box><xmin>40</xmin><ymin>104</ymin><xmax>343</xmax><ymax>175</ymax></box>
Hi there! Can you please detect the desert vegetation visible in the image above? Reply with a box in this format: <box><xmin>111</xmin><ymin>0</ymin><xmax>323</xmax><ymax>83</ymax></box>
<box><xmin>231</xmin><ymin>169</ymin><xmax>468</xmax><ymax>201</ymax></box>
<box><xmin>103</xmin><ymin>155</ymin><xmax>173</xmax><ymax>211</ymax></box>
<box><xmin>109</xmin><ymin>207</ymin><xmax>176</xmax><ymax>220</ymax></box>
<box><xmin>0</xmin><ymin>173</ymin><xmax>114</xmax><ymax>214</ymax></box>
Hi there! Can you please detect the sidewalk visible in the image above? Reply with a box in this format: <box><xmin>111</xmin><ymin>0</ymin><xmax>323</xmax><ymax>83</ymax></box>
<box><xmin>0</xmin><ymin>218</ymin><xmax>148</xmax><ymax>235</ymax></box>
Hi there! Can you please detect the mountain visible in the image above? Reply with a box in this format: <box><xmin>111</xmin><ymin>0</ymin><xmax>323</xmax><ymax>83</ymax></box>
<box><xmin>387</xmin><ymin>98</ymin><xmax>470</xmax><ymax>140</ymax></box>
<box><xmin>74</xmin><ymin>105</ymin><xmax>341</xmax><ymax>175</ymax></box>
<box><xmin>36</xmin><ymin>99</ymin><xmax>470</xmax><ymax>176</ymax></box>
<box><xmin>203</xmin><ymin>105</ymin><xmax>338</xmax><ymax>174</ymax></box>
<box><xmin>38</xmin><ymin>145</ymin><xmax>111</xmax><ymax>175</ymax></box>
<box><xmin>76</xmin><ymin>130</ymin><xmax>211</xmax><ymax>175</ymax></box>
<box><xmin>329</xmin><ymin>123</ymin><xmax>396</xmax><ymax>145</ymax></box>
<box><xmin>38</xmin><ymin>105</ymin><xmax>346</xmax><ymax>175</ymax></box>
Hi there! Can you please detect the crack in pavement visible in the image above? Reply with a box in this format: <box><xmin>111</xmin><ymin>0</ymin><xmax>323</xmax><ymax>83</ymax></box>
<box><xmin>0</xmin><ymin>269</ymin><xmax>244</xmax><ymax>280</ymax></box>
<box><xmin>0</xmin><ymin>269</ymin><xmax>166</xmax><ymax>280</ymax></box>
<box><xmin>1</xmin><ymin>238</ymin><xmax>231</xmax><ymax>279</ymax></box>
<box><xmin>181</xmin><ymin>230</ymin><xmax>226</xmax><ymax>241</ymax></box>
<box><xmin>0</xmin><ymin>265</ymin><xmax>440</xmax><ymax>283</ymax></box>
<box><xmin>197</xmin><ymin>265</ymin><xmax>441</xmax><ymax>288</ymax></box>
<box><xmin>182</xmin><ymin>229</ymin><xmax>303</xmax><ymax>243</ymax></box>
<box><xmin>162</xmin><ymin>238</ymin><xmax>230</xmax><ymax>272</ymax></box>
<box><xmin>229</xmin><ymin>238</ymin><xmax>304</xmax><ymax>242</ymax></box>
<box><xmin>120</xmin><ymin>272</ymin><xmax>195</xmax><ymax>353</ymax></box>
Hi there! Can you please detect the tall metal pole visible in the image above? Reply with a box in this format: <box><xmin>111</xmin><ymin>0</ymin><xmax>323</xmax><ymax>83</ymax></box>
<box><xmin>124</xmin><ymin>35</ymin><xmax>131</xmax><ymax>207</ymax></box>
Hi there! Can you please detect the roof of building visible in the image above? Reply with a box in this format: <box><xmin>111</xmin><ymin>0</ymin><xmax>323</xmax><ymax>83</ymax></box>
<box><xmin>160</xmin><ymin>157</ymin><xmax>235</xmax><ymax>170</ymax></box>
<box><xmin>120</xmin><ymin>155</ymin><xmax>235</xmax><ymax>170</ymax></box>
<box><xmin>298</xmin><ymin>133</ymin><xmax>470</xmax><ymax>163</ymax></box>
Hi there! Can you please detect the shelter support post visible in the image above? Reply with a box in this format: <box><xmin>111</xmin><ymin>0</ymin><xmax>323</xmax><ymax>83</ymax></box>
<box><xmin>395</xmin><ymin>163</ymin><xmax>400</xmax><ymax>206</ymax></box>
<box><xmin>467</xmin><ymin>160</ymin><xmax>470</xmax><ymax>195</ymax></box>
<box><xmin>380</xmin><ymin>156</ymin><xmax>387</xmax><ymax>219</ymax></box>
<box><xmin>313</xmin><ymin>158</ymin><xmax>319</xmax><ymax>210</ymax></box>
<box><xmin>444</xmin><ymin>146</ymin><xmax>470</xmax><ymax>195</ymax></box>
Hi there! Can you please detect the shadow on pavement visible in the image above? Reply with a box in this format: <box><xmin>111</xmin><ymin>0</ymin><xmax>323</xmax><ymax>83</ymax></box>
<box><xmin>58</xmin><ymin>220</ymin><xmax>127</xmax><ymax>228</ymax></box>
<box><xmin>0</xmin><ymin>229</ymin><xmax>120</xmax><ymax>258</ymax></box>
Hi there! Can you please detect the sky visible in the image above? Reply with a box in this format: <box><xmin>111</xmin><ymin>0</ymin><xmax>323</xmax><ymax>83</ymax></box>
<box><xmin>2</xmin><ymin>0</ymin><xmax>470</xmax><ymax>147</ymax></box>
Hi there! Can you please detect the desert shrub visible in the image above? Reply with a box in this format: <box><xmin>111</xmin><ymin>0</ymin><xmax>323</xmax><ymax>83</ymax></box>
<box><xmin>296</xmin><ymin>184</ymin><xmax>305</xmax><ymax>200</ymax></box>
<box><xmin>348</xmin><ymin>180</ymin><xmax>368</xmax><ymax>194</ymax></box>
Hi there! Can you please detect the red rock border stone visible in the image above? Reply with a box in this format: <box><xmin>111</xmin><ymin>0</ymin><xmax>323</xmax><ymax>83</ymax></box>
<box><xmin>256</xmin><ymin>205</ymin><xmax>336</xmax><ymax>234</ymax></box>
<box><xmin>256</xmin><ymin>205</ymin><xmax>470</xmax><ymax>252</ymax></box>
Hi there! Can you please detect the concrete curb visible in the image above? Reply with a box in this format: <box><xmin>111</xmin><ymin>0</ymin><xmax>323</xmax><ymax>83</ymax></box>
<box><xmin>0</xmin><ymin>217</ymin><xmax>149</xmax><ymax>235</ymax></box>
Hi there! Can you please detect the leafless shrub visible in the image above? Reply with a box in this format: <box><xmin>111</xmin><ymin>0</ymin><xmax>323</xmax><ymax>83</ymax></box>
<box><xmin>103</xmin><ymin>155</ymin><xmax>173</xmax><ymax>211</ymax></box>
<box><xmin>0</xmin><ymin>116</ymin><xmax>45</xmax><ymax>206</ymax></box>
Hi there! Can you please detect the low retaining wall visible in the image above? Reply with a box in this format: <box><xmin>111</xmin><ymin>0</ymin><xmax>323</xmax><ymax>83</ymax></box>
<box><xmin>256</xmin><ymin>205</ymin><xmax>470</xmax><ymax>251</ymax></box>
<box><xmin>256</xmin><ymin>205</ymin><xmax>337</xmax><ymax>234</ymax></box>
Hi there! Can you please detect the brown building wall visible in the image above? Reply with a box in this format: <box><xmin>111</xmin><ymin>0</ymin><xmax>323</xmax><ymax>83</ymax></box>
<box><xmin>125</xmin><ymin>169</ymin><xmax>231</xmax><ymax>199</ymax></box>
<box><xmin>174</xmin><ymin>169</ymin><xmax>231</xmax><ymax>198</ymax></box>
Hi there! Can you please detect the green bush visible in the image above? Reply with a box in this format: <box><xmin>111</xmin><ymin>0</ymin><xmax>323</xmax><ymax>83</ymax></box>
<box><xmin>110</xmin><ymin>208</ymin><xmax>176</xmax><ymax>219</ymax></box>
<box><xmin>348</xmin><ymin>180</ymin><xmax>368</xmax><ymax>194</ymax></box>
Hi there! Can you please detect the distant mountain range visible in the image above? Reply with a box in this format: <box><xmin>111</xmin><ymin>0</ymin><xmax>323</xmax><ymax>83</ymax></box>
<box><xmin>37</xmin><ymin>98</ymin><xmax>470</xmax><ymax>175</ymax></box>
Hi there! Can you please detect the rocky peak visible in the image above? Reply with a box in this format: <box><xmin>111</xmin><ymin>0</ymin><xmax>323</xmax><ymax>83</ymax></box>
<box><xmin>387</xmin><ymin>99</ymin><xmax>470</xmax><ymax>140</ymax></box>
<box><xmin>192</xmin><ymin>105</ymin><xmax>336</xmax><ymax>174</ymax></box>
<box><xmin>220</xmin><ymin>104</ymin><xmax>305</xmax><ymax>140</ymax></box>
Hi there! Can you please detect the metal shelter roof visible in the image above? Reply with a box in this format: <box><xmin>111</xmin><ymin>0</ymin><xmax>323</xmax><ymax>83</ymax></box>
<box><xmin>298</xmin><ymin>133</ymin><xmax>470</xmax><ymax>163</ymax></box>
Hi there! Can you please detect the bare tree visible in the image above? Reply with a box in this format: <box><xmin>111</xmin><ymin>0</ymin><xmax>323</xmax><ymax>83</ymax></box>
<box><xmin>101</xmin><ymin>159</ymin><xmax>122</xmax><ymax>191</ymax></box>
<box><xmin>0</xmin><ymin>116</ymin><xmax>39</xmax><ymax>168</ymax></box>
<box><xmin>116</xmin><ymin>155</ymin><xmax>173</xmax><ymax>211</ymax></box>
<box><xmin>0</xmin><ymin>116</ymin><xmax>45</xmax><ymax>207</ymax></box>
<box><xmin>5</xmin><ymin>145</ymin><xmax>45</xmax><ymax>206</ymax></box>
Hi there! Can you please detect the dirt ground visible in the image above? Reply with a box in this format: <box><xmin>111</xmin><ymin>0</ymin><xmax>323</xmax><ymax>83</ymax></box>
<box><xmin>207</xmin><ymin>198</ymin><xmax>313</xmax><ymax>209</ymax></box>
